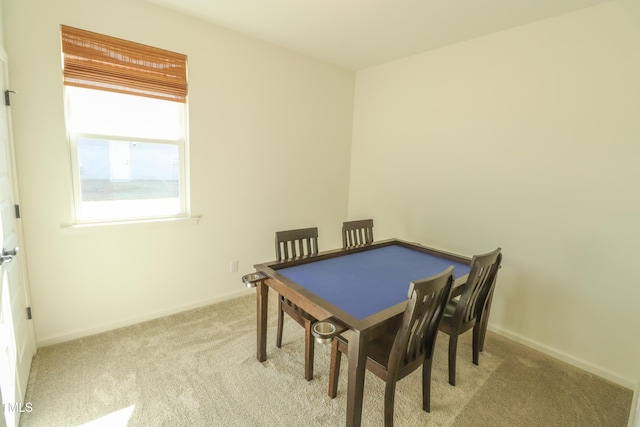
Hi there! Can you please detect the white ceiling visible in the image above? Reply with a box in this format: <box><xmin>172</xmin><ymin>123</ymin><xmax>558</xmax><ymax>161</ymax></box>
<box><xmin>143</xmin><ymin>0</ymin><xmax>613</xmax><ymax>70</ymax></box>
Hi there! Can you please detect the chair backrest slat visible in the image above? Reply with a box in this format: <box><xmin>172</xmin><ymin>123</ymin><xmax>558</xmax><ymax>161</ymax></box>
<box><xmin>275</xmin><ymin>227</ymin><xmax>319</xmax><ymax>261</ymax></box>
<box><xmin>342</xmin><ymin>219</ymin><xmax>374</xmax><ymax>248</ymax></box>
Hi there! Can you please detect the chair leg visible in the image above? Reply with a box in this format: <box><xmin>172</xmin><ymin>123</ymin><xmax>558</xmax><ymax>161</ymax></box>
<box><xmin>304</xmin><ymin>320</ymin><xmax>315</xmax><ymax>381</ymax></box>
<box><xmin>448</xmin><ymin>334</ymin><xmax>459</xmax><ymax>386</ymax></box>
<box><xmin>422</xmin><ymin>357</ymin><xmax>433</xmax><ymax>413</ymax></box>
<box><xmin>478</xmin><ymin>311</ymin><xmax>488</xmax><ymax>353</ymax></box>
<box><xmin>328</xmin><ymin>339</ymin><xmax>341</xmax><ymax>398</ymax></box>
<box><xmin>276</xmin><ymin>297</ymin><xmax>284</xmax><ymax>348</ymax></box>
<box><xmin>479</xmin><ymin>290</ymin><xmax>494</xmax><ymax>352</ymax></box>
<box><xmin>384</xmin><ymin>381</ymin><xmax>397</xmax><ymax>427</ymax></box>
<box><xmin>472</xmin><ymin>323</ymin><xmax>481</xmax><ymax>366</ymax></box>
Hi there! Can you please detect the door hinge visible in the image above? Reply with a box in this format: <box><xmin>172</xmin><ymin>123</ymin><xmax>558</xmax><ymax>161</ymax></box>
<box><xmin>15</xmin><ymin>204</ymin><xmax>20</xmax><ymax>219</ymax></box>
<box><xmin>4</xmin><ymin>90</ymin><xmax>16</xmax><ymax>106</ymax></box>
<box><xmin>26</xmin><ymin>307</ymin><xmax>32</xmax><ymax>320</ymax></box>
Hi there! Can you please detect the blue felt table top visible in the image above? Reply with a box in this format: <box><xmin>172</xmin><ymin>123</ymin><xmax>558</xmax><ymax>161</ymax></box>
<box><xmin>276</xmin><ymin>245</ymin><xmax>470</xmax><ymax>320</ymax></box>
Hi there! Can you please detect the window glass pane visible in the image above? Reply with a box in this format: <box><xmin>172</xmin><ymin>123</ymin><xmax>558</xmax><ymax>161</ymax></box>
<box><xmin>77</xmin><ymin>137</ymin><xmax>180</xmax><ymax>221</ymax></box>
<box><xmin>67</xmin><ymin>87</ymin><xmax>182</xmax><ymax>140</ymax></box>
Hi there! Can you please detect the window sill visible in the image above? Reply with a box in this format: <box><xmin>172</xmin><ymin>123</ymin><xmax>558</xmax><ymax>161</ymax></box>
<box><xmin>61</xmin><ymin>216</ymin><xmax>201</xmax><ymax>232</ymax></box>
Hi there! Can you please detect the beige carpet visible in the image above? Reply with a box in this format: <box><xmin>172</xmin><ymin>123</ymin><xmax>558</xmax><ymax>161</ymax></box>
<box><xmin>20</xmin><ymin>295</ymin><xmax>632</xmax><ymax>426</ymax></box>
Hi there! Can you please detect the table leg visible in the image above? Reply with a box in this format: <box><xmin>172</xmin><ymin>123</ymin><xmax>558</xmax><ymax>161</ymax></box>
<box><xmin>346</xmin><ymin>329</ymin><xmax>368</xmax><ymax>427</ymax></box>
<box><xmin>257</xmin><ymin>281</ymin><xmax>269</xmax><ymax>362</ymax></box>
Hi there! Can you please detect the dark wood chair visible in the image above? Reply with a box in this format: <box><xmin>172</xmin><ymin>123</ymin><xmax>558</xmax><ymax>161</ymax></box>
<box><xmin>274</xmin><ymin>227</ymin><xmax>319</xmax><ymax>381</ymax></box>
<box><xmin>438</xmin><ymin>247</ymin><xmax>502</xmax><ymax>386</ymax></box>
<box><xmin>328</xmin><ymin>266</ymin><xmax>454</xmax><ymax>426</ymax></box>
<box><xmin>342</xmin><ymin>218</ymin><xmax>374</xmax><ymax>248</ymax></box>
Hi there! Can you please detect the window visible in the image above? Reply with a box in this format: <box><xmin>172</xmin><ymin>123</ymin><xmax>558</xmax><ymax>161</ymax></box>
<box><xmin>61</xmin><ymin>25</ymin><xmax>189</xmax><ymax>223</ymax></box>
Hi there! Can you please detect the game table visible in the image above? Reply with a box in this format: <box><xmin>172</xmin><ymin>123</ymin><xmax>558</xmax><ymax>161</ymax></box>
<box><xmin>247</xmin><ymin>238</ymin><xmax>471</xmax><ymax>427</ymax></box>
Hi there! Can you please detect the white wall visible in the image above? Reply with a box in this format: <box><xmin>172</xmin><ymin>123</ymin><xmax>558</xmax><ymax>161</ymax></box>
<box><xmin>349</xmin><ymin>0</ymin><xmax>640</xmax><ymax>391</ymax></box>
<box><xmin>2</xmin><ymin>0</ymin><xmax>639</xmax><ymax>422</ymax></box>
<box><xmin>0</xmin><ymin>1</ymin><xmax>4</xmax><ymax>48</ymax></box>
<box><xmin>2</xmin><ymin>0</ymin><xmax>354</xmax><ymax>345</ymax></box>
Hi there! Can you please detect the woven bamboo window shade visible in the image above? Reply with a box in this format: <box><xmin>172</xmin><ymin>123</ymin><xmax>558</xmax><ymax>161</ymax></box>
<box><xmin>61</xmin><ymin>25</ymin><xmax>187</xmax><ymax>103</ymax></box>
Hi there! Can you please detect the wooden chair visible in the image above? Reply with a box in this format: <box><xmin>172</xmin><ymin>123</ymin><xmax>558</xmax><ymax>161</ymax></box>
<box><xmin>438</xmin><ymin>247</ymin><xmax>502</xmax><ymax>386</ymax></box>
<box><xmin>328</xmin><ymin>267</ymin><xmax>454</xmax><ymax>426</ymax></box>
<box><xmin>342</xmin><ymin>218</ymin><xmax>374</xmax><ymax>248</ymax></box>
<box><xmin>274</xmin><ymin>227</ymin><xmax>319</xmax><ymax>381</ymax></box>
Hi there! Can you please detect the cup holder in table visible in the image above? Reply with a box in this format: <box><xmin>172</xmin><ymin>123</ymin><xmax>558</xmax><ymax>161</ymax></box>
<box><xmin>311</xmin><ymin>319</ymin><xmax>348</xmax><ymax>344</ymax></box>
<box><xmin>242</xmin><ymin>272</ymin><xmax>267</xmax><ymax>288</ymax></box>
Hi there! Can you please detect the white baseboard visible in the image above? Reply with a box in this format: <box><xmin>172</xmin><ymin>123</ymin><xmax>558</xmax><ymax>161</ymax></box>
<box><xmin>36</xmin><ymin>288</ymin><xmax>253</xmax><ymax>348</ymax></box>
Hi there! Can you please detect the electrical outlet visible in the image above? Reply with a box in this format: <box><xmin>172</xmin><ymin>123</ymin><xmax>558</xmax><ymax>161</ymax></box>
<box><xmin>230</xmin><ymin>260</ymin><xmax>239</xmax><ymax>273</ymax></box>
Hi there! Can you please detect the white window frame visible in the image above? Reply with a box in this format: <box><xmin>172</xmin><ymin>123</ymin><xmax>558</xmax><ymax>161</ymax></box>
<box><xmin>64</xmin><ymin>88</ymin><xmax>190</xmax><ymax>224</ymax></box>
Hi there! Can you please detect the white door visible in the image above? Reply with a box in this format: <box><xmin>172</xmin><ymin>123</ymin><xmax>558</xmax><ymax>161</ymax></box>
<box><xmin>0</xmin><ymin>49</ymin><xmax>36</xmax><ymax>427</ymax></box>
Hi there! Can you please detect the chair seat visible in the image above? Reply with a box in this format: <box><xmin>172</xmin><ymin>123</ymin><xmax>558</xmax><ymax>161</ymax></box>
<box><xmin>334</xmin><ymin>332</ymin><xmax>395</xmax><ymax>375</ymax></box>
<box><xmin>280</xmin><ymin>296</ymin><xmax>316</xmax><ymax>324</ymax></box>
